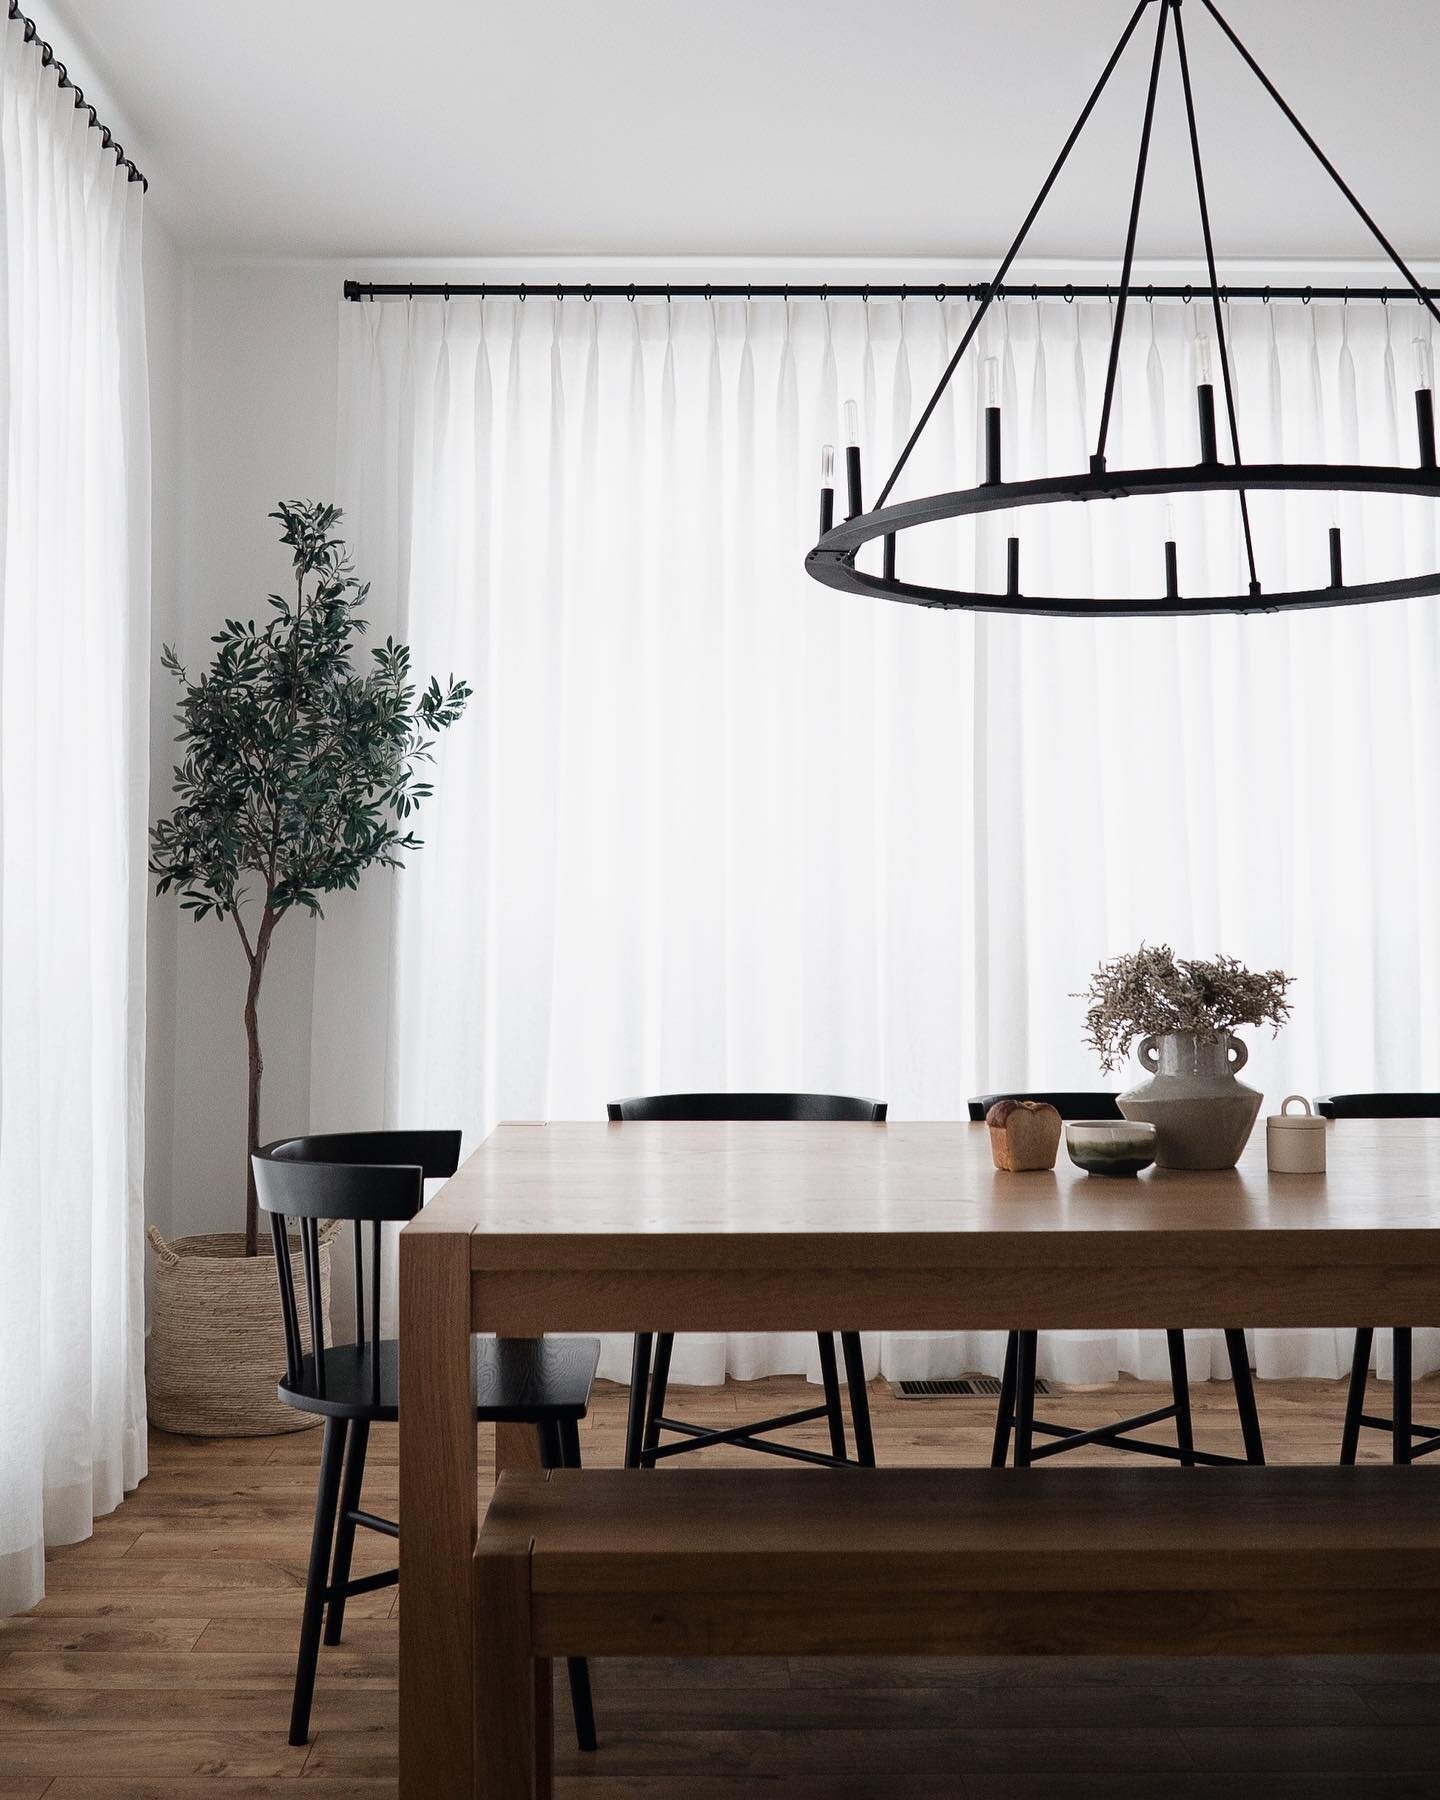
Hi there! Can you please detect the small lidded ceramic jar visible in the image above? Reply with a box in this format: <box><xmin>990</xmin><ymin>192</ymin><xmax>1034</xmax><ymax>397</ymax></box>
<box><xmin>1267</xmin><ymin>1094</ymin><xmax>1326</xmax><ymax>1174</ymax></box>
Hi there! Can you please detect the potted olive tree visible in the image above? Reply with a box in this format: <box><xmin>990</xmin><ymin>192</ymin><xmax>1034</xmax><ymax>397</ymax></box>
<box><xmin>147</xmin><ymin>501</ymin><xmax>469</xmax><ymax>1433</ymax></box>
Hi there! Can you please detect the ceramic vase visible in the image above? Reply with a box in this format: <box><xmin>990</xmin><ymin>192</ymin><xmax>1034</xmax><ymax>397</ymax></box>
<box><xmin>1117</xmin><ymin>1031</ymin><xmax>1262</xmax><ymax>1170</ymax></box>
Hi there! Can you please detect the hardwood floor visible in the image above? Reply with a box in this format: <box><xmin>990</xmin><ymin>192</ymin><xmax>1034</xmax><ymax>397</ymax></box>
<box><xmin>4</xmin><ymin>1374</ymin><xmax>1440</xmax><ymax>1798</ymax></box>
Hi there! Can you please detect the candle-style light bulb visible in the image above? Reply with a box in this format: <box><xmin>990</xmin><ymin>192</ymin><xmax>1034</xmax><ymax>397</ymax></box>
<box><xmin>1195</xmin><ymin>332</ymin><xmax>1214</xmax><ymax>386</ymax></box>
<box><xmin>843</xmin><ymin>402</ymin><xmax>863</xmax><ymax>518</ymax></box>
<box><xmin>1163</xmin><ymin>503</ymin><xmax>1179</xmax><ymax>600</ymax></box>
<box><xmin>983</xmin><ymin>358</ymin><xmax>1001</xmax><ymax>408</ymax></box>
<box><xmin>818</xmin><ymin>442</ymin><xmax>836</xmax><ymax>537</ymax></box>
<box><xmin>1417</xmin><ymin>341</ymin><xmax>1438</xmax><ymax>470</ymax></box>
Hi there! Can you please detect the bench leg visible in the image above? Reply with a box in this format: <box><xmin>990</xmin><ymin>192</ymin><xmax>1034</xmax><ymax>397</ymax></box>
<box><xmin>475</xmin><ymin>1539</ymin><xmax>547</xmax><ymax>1800</ymax></box>
<box><xmin>1340</xmin><ymin>1327</ymin><xmax>1373</xmax><ymax>1464</ymax></box>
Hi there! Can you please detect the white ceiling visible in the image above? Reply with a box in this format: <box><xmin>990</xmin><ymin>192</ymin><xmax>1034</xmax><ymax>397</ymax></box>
<box><xmin>41</xmin><ymin>0</ymin><xmax>1440</xmax><ymax>265</ymax></box>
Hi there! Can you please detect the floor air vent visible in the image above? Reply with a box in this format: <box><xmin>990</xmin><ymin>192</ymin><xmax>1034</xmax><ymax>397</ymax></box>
<box><xmin>893</xmin><ymin>1376</ymin><xmax>1051</xmax><ymax>1399</ymax></box>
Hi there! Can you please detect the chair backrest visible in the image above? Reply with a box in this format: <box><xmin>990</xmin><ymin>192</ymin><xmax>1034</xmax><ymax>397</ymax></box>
<box><xmin>607</xmin><ymin>1092</ymin><xmax>886</xmax><ymax>1122</ymax></box>
<box><xmin>967</xmin><ymin>1092</ymin><xmax>1122</xmax><ymax>1123</ymax></box>
<box><xmin>252</xmin><ymin>1129</ymin><xmax>462</xmax><ymax>1399</ymax></box>
<box><xmin>1313</xmin><ymin>1094</ymin><xmax>1440</xmax><ymax>1119</ymax></box>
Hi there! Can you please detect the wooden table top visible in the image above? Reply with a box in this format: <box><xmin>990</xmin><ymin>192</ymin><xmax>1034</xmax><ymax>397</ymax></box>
<box><xmin>425</xmin><ymin>1118</ymin><xmax>1440</xmax><ymax>1273</ymax></box>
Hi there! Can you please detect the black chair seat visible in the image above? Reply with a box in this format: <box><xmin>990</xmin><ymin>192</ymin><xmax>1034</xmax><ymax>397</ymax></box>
<box><xmin>278</xmin><ymin>1334</ymin><xmax>600</xmax><ymax>1424</ymax></box>
<box><xmin>967</xmin><ymin>1092</ymin><xmax>1123</xmax><ymax>1122</ymax></box>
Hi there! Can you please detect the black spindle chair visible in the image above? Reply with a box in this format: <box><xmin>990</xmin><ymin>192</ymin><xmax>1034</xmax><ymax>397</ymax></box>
<box><xmin>254</xmin><ymin>1131</ymin><xmax>602</xmax><ymax>1749</ymax></box>
<box><xmin>969</xmin><ymin>1093</ymin><xmax>1265</xmax><ymax>1468</ymax></box>
<box><xmin>1316</xmin><ymin>1094</ymin><xmax>1440</xmax><ymax>1464</ymax></box>
<box><xmin>607</xmin><ymin>1093</ymin><xmax>885</xmax><ymax>1470</ymax></box>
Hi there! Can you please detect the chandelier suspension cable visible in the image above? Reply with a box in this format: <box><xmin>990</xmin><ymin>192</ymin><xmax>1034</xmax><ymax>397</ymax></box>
<box><xmin>1199</xmin><ymin>0</ymin><xmax>1440</xmax><ymax>338</ymax></box>
<box><xmin>871</xmin><ymin>0</ymin><xmax>1151</xmax><ymax>513</ymax></box>
<box><xmin>1092</xmin><ymin>0</ymin><xmax>1171</xmax><ymax>474</ymax></box>
<box><xmin>1173</xmin><ymin>0</ymin><xmax>1259</xmax><ymax>595</ymax></box>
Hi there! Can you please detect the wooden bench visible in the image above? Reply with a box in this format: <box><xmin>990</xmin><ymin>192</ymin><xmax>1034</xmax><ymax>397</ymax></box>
<box><xmin>473</xmin><ymin>1464</ymin><xmax>1440</xmax><ymax>1798</ymax></box>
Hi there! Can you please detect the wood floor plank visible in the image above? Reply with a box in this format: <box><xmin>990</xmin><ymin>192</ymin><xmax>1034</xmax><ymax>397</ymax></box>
<box><xmin>9</xmin><ymin>1374</ymin><xmax>1440</xmax><ymax>1797</ymax></box>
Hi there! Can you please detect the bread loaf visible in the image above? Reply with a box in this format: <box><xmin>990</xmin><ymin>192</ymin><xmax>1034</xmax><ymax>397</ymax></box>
<box><xmin>986</xmin><ymin>1099</ymin><xmax>1063</xmax><ymax>1172</ymax></box>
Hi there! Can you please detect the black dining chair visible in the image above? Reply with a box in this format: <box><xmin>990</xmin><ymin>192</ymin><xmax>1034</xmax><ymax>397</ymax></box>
<box><xmin>253</xmin><ymin>1130</ymin><xmax>602</xmax><ymax>1749</ymax></box>
<box><xmin>1316</xmin><ymin>1094</ymin><xmax>1440</xmax><ymax>1464</ymax></box>
<box><xmin>607</xmin><ymin>1093</ymin><xmax>885</xmax><ymax>1470</ymax></box>
<box><xmin>969</xmin><ymin>1092</ymin><xmax>1265</xmax><ymax>1468</ymax></box>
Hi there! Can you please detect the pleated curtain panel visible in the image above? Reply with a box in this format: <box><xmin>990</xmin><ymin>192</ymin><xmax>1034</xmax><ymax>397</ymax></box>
<box><xmin>0</xmin><ymin>19</ymin><xmax>150</xmax><ymax>1613</ymax></box>
<box><xmin>325</xmin><ymin>291</ymin><xmax>1440</xmax><ymax>1390</ymax></box>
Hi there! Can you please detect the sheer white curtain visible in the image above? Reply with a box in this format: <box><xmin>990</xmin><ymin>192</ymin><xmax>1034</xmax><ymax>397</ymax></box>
<box><xmin>323</xmin><ymin>289</ymin><xmax>1440</xmax><ymax>1388</ymax></box>
<box><xmin>0</xmin><ymin>19</ymin><xmax>149</xmax><ymax>1614</ymax></box>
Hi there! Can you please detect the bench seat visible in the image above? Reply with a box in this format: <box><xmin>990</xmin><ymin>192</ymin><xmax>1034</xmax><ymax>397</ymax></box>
<box><xmin>474</xmin><ymin>1466</ymin><xmax>1440</xmax><ymax>1797</ymax></box>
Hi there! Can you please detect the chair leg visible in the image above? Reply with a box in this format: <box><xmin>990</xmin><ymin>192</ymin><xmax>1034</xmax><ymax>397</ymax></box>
<box><xmin>624</xmin><ymin>1333</ymin><xmax>653</xmax><ymax>1470</ymax></box>
<box><xmin>1165</xmin><ymin>1330</ymin><xmax>1196</xmax><ymax>1467</ymax></box>
<box><xmin>1224</xmin><ymin>1328</ymin><xmax>1265</xmax><ymax>1466</ymax></box>
<box><xmin>839</xmin><ymin>1332</ymin><xmax>875</xmax><ymax>1467</ymax></box>
<box><xmin>640</xmin><ymin>1333</ymin><xmax>674</xmax><ymax>1469</ymax></box>
<box><xmin>289</xmin><ymin>1417</ymin><xmax>347</xmax><ymax>1747</ymax></box>
<box><xmin>1013</xmin><ymin>1332</ymin><xmax>1038</xmax><ymax>1468</ymax></box>
<box><xmin>991</xmin><ymin>1332</ymin><xmax>1019</xmax><ymax>1468</ymax></box>
<box><xmin>817</xmin><ymin>1333</ymin><xmax>849</xmax><ymax>1462</ymax></box>
<box><xmin>1394</xmin><ymin>1327</ymin><xmax>1413</xmax><ymax>1465</ymax></box>
<box><xmin>540</xmin><ymin>1418</ymin><xmax>597</xmax><ymax>1753</ymax></box>
<box><xmin>323</xmin><ymin>1419</ymin><xmax>369</xmax><ymax>1646</ymax></box>
<box><xmin>1340</xmin><ymin>1326</ymin><xmax>1374</xmax><ymax>1464</ymax></box>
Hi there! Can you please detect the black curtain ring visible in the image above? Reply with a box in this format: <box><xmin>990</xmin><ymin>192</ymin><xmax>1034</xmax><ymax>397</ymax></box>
<box><xmin>442</xmin><ymin>283</ymin><xmax>450</xmax><ymax>302</ymax></box>
<box><xmin>1381</xmin><ymin>287</ymin><xmax>1390</xmax><ymax>305</ymax></box>
<box><xmin>519</xmin><ymin>283</ymin><xmax>526</xmax><ymax>302</ymax></box>
<box><xmin>1145</xmin><ymin>284</ymin><xmax>1154</xmax><ymax>303</ymax></box>
<box><xmin>1302</xmin><ymin>286</ymin><xmax>1312</xmax><ymax>304</ymax></box>
<box><xmin>899</xmin><ymin>283</ymin><xmax>908</xmax><ymax>303</ymax></box>
<box><xmin>1064</xmin><ymin>284</ymin><xmax>1074</xmax><ymax>303</ymax></box>
<box><xmin>936</xmin><ymin>283</ymin><xmax>947</xmax><ymax>302</ymax></box>
<box><xmin>1031</xmin><ymin>284</ymin><xmax>1039</xmax><ymax>303</ymax></box>
<box><xmin>583</xmin><ymin>283</ymin><xmax>592</xmax><ymax>301</ymax></box>
<box><xmin>862</xmin><ymin>284</ymin><xmax>870</xmax><ymax>303</ymax></box>
<box><xmin>1262</xmin><ymin>286</ymin><xmax>1271</xmax><ymax>304</ymax></box>
<box><xmin>407</xmin><ymin>283</ymin><xmax>414</xmax><ymax>300</ymax></box>
<box><xmin>703</xmin><ymin>283</ymin><xmax>711</xmax><ymax>301</ymax></box>
<box><xmin>626</xmin><ymin>283</ymin><xmax>635</xmax><ymax>302</ymax></box>
<box><xmin>555</xmin><ymin>284</ymin><xmax>563</xmax><ymax>301</ymax></box>
<box><xmin>1183</xmin><ymin>284</ymin><xmax>1193</xmax><ymax>303</ymax></box>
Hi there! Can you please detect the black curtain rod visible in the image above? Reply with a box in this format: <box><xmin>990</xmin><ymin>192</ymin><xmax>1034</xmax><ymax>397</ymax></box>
<box><xmin>345</xmin><ymin>278</ymin><xmax>1439</xmax><ymax>305</ymax></box>
<box><xmin>7</xmin><ymin>3</ymin><xmax>145</xmax><ymax>188</ymax></box>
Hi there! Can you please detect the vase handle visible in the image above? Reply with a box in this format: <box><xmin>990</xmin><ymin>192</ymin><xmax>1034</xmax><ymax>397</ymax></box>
<box><xmin>1137</xmin><ymin>1035</ymin><xmax>1160</xmax><ymax>1073</ymax></box>
<box><xmin>1227</xmin><ymin>1033</ymin><xmax>1249</xmax><ymax>1073</ymax></box>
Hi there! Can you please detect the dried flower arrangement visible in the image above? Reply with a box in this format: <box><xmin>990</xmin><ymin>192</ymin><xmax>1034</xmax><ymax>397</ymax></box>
<box><xmin>1078</xmin><ymin>943</ymin><xmax>1293</xmax><ymax>1074</ymax></box>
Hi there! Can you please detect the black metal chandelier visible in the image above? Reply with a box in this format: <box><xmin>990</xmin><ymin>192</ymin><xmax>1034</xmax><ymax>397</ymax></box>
<box><xmin>805</xmin><ymin>0</ymin><xmax>1440</xmax><ymax>618</ymax></box>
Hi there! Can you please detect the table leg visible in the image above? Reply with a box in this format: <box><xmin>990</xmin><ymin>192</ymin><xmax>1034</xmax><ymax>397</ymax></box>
<box><xmin>399</xmin><ymin>1226</ymin><xmax>476</xmax><ymax>1800</ymax></box>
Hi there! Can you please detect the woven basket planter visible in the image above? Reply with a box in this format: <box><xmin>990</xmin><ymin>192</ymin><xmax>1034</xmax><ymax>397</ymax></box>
<box><xmin>145</xmin><ymin>1227</ymin><xmax>335</xmax><ymax>1438</ymax></box>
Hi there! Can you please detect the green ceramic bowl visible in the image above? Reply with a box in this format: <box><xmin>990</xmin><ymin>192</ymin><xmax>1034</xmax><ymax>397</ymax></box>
<box><xmin>1065</xmin><ymin>1120</ymin><xmax>1157</xmax><ymax>1178</ymax></box>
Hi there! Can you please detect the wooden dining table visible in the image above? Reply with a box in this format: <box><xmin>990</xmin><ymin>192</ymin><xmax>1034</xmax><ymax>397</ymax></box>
<box><xmin>397</xmin><ymin>1114</ymin><xmax>1440</xmax><ymax>1798</ymax></box>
